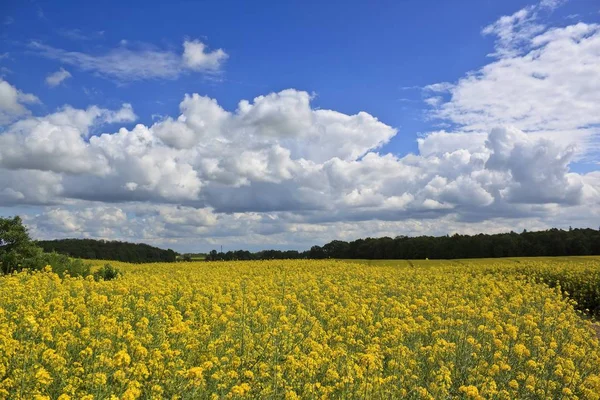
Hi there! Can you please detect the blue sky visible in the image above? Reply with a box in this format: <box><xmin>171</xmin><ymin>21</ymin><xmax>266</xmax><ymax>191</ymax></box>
<box><xmin>1</xmin><ymin>0</ymin><xmax>600</xmax><ymax>251</ymax></box>
<box><xmin>4</xmin><ymin>0</ymin><xmax>597</xmax><ymax>160</ymax></box>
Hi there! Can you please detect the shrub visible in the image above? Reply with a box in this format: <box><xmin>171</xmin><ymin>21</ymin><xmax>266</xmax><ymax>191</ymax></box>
<box><xmin>42</xmin><ymin>252</ymin><xmax>91</xmax><ymax>278</ymax></box>
<box><xmin>93</xmin><ymin>263</ymin><xmax>121</xmax><ymax>281</ymax></box>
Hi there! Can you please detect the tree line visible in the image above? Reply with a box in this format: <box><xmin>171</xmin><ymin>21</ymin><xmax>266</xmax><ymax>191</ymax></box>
<box><xmin>4</xmin><ymin>214</ymin><xmax>599</xmax><ymax>265</ymax></box>
<box><xmin>36</xmin><ymin>238</ymin><xmax>178</xmax><ymax>263</ymax></box>
<box><xmin>205</xmin><ymin>249</ymin><xmax>307</xmax><ymax>261</ymax></box>
<box><xmin>205</xmin><ymin>228</ymin><xmax>600</xmax><ymax>260</ymax></box>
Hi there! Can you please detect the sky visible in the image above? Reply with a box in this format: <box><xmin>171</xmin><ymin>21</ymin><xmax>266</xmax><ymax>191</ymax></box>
<box><xmin>1</xmin><ymin>0</ymin><xmax>599</xmax><ymax>252</ymax></box>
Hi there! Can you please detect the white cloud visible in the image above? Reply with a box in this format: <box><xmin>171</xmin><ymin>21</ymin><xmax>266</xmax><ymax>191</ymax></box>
<box><xmin>2</xmin><ymin>87</ymin><xmax>596</xmax><ymax>230</ymax></box>
<box><xmin>0</xmin><ymin>169</ymin><xmax>63</xmax><ymax>205</ymax></box>
<box><xmin>539</xmin><ymin>0</ymin><xmax>568</xmax><ymax>10</ymax></box>
<box><xmin>424</xmin><ymin>82</ymin><xmax>454</xmax><ymax>92</ymax></box>
<box><xmin>153</xmin><ymin>93</ymin><xmax>228</xmax><ymax>149</ymax></box>
<box><xmin>427</xmin><ymin>11</ymin><xmax>600</xmax><ymax>158</ymax></box>
<box><xmin>233</xmin><ymin>90</ymin><xmax>396</xmax><ymax>163</ymax></box>
<box><xmin>417</xmin><ymin>131</ymin><xmax>487</xmax><ymax>157</ymax></box>
<box><xmin>45</xmin><ymin>68</ymin><xmax>72</xmax><ymax>87</ymax></box>
<box><xmin>424</xmin><ymin>96</ymin><xmax>443</xmax><ymax>107</ymax></box>
<box><xmin>182</xmin><ymin>40</ymin><xmax>228</xmax><ymax>71</ymax></box>
<box><xmin>104</xmin><ymin>103</ymin><xmax>136</xmax><ymax>124</ymax></box>
<box><xmin>0</xmin><ymin>89</ymin><xmax>396</xmax><ymax>205</ymax></box>
<box><xmin>0</xmin><ymin>78</ymin><xmax>40</xmax><ymax>125</ymax></box>
<box><xmin>482</xmin><ymin>6</ymin><xmax>544</xmax><ymax>58</ymax></box>
<box><xmin>0</xmin><ymin>103</ymin><xmax>136</xmax><ymax>174</ymax></box>
<box><xmin>25</xmin><ymin>204</ymin><xmax>218</xmax><ymax>243</ymax></box>
<box><xmin>481</xmin><ymin>0</ymin><xmax>568</xmax><ymax>58</ymax></box>
<box><xmin>31</xmin><ymin>39</ymin><xmax>228</xmax><ymax>81</ymax></box>
<box><xmin>1</xmin><ymin>85</ymin><xmax>597</xmax><ymax>225</ymax></box>
<box><xmin>31</xmin><ymin>206</ymin><xmax>129</xmax><ymax>237</ymax></box>
<box><xmin>484</xmin><ymin>127</ymin><xmax>583</xmax><ymax>204</ymax></box>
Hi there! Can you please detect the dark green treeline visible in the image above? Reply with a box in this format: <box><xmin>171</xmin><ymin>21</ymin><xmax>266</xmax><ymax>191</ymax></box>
<box><xmin>37</xmin><ymin>239</ymin><xmax>178</xmax><ymax>263</ymax></box>
<box><xmin>208</xmin><ymin>228</ymin><xmax>600</xmax><ymax>260</ymax></box>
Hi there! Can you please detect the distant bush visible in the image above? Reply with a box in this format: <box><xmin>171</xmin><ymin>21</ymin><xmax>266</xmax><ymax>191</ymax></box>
<box><xmin>93</xmin><ymin>263</ymin><xmax>121</xmax><ymax>281</ymax></box>
<box><xmin>4</xmin><ymin>249</ymin><xmax>91</xmax><ymax>278</ymax></box>
<box><xmin>42</xmin><ymin>252</ymin><xmax>91</xmax><ymax>278</ymax></box>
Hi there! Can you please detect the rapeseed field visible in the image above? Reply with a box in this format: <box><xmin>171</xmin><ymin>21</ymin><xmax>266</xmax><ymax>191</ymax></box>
<box><xmin>1</xmin><ymin>259</ymin><xmax>600</xmax><ymax>399</ymax></box>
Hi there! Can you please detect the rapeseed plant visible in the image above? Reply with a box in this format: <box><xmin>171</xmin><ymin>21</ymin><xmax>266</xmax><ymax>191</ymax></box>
<box><xmin>0</xmin><ymin>259</ymin><xmax>599</xmax><ymax>398</ymax></box>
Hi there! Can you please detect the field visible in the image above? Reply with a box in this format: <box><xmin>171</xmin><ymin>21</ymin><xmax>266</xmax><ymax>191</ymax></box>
<box><xmin>2</xmin><ymin>258</ymin><xmax>600</xmax><ymax>399</ymax></box>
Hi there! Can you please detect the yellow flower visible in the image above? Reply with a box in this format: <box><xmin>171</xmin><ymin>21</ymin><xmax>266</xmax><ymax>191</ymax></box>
<box><xmin>92</xmin><ymin>372</ymin><xmax>107</xmax><ymax>385</ymax></box>
<box><xmin>513</xmin><ymin>343</ymin><xmax>530</xmax><ymax>358</ymax></box>
<box><xmin>35</xmin><ymin>367</ymin><xmax>53</xmax><ymax>386</ymax></box>
<box><xmin>459</xmin><ymin>385</ymin><xmax>480</xmax><ymax>398</ymax></box>
<box><xmin>2</xmin><ymin>258</ymin><xmax>600</xmax><ymax>398</ymax></box>
<box><xmin>229</xmin><ymin>383</ymin><xmax>251</xmax><ymax>396</ymax></box>
<box><xmin>187</xmin><ymin>367</ymin><xmax>204</xmax><ymax>379</ymax></box>
<box><xmin>114</xmin><ymin>349</ymin><xmax>131</xmax><ymax>367</ymax></box>
<box><xmin>122</xmin><ymin>381</ymin><xmax>142</xmax><ymax>400</ymax></box>
<box><xmin>562</xmin><ymin>387</ymin><xmax>573</xmax><ymax>395</ymax></box>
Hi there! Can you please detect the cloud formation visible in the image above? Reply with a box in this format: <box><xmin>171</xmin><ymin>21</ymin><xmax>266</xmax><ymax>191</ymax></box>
<box><xmin>0</xmin><ymin>78</ymin><xmax>39</xmax><ymax>125</ymax></box>
<box><xmin>45</xmin><ymin>68</ymin><xmax>72</xmax><ymax>87</ymax></box>
<box><xmin>1</xmin><ymin>85</ymin><xmax>598</xmax><ymax>245</ymax></box>
<box><xmin>424</xmin><ymin>2</ymin><xmax>600</xmax><ymax>159</ymax></box>
<box><xmin>1</xmin><ymin>0</ymin><xmax>599</xmax><ymax>251</ymax></box>
<box><xmin>31</xmin><ymin>39</ymin><xmax>228</xmax><ymax>81</ymax></box>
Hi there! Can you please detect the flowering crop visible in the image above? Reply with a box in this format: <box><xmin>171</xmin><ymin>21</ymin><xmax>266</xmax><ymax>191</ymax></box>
<box><xmin>1</xmin><ymin>259</ymin><xmax>600</xmax><ymax>399</ymax></box>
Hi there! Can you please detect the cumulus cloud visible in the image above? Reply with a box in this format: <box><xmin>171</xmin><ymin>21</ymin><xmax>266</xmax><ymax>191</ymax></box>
<box><xmin>3</xmin><ymin>92</ymin><xmax>599</xmax><ymax>249</ymax></box>
<box><xmin>45</xmin><ymin>68</ymin><xmax>72</xmax><ymax>87</ymax></box>
<box><xmin>424</xmin><ymin>3</ymin><xmax>600</xmax><ymax>159</ymax></box>
<box><xmin>24</xmin><ymin>204</ymin><xmax>218</xmax><ymax>244</ymax></box>
<box><xmin>0</xmin><ymin>89</ymin><xmax>396</xmax><ymax>205</ymax></box>
<box><xmin>484</xmin><ymin>127</ymin><xmax>583</xmax><ymax>204</ymax></box>
<box><xmin>30</xmin><ymin>206</ymin><xmax>129</xmax><ymax>237</ymax></box>
<box><xmin>31</xmin><ymin>39</ymin><xmax>228</xmax><ymax>81</ymax></box>
<box><xmin>0</xmin><ymin>169</ymin><xmax>63</xmax><ymax>205</ymax></box>
<box><xmin>1</xmin><ymin>87</ymin><xmax>597</xmax><ymax>228</ymax></box>
<box><xmin>0</xmin><ymin>78</ymin><xmax>40</xmax><ymax>125</ymax></box>
<box><xmin>0</xmin><ymin>103</ymin><xmax>136</xmax><ymax>174</ymax></box>
<box><xmin>182</xmin><ymin>40</ymin><xmax>228</xmax><ymax>71</ymax></box>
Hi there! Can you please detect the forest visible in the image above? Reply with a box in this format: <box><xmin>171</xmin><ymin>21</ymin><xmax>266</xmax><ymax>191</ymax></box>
<box><xmin>312</xmin><ymin>227</ymin><xmax>600</xmax><ymax>260</ymax></box>
<box><xmin>36</xmin><ymin>238</ymin><xmax>178</xmax><ymax>263</ymax></box>
<box><xmin>206</xmin><ymin>228</ymin><xmax>600</xmax><ymax>260</ymax></box>
<box><xmin>29</xmin><ymin>228</ymin><xmax>600</xmax><ymax>262</ymax></box>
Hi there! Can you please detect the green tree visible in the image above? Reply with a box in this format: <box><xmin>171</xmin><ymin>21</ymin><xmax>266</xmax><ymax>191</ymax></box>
<box><xmin>0</xmin><ymin>216</ymin><xmax>44</xmax><ymax>274</ymax></box>
<box><xmin>1</xmin><ymin>216</ymin><xmax>91</xmax><ymax>277</ymax></box>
